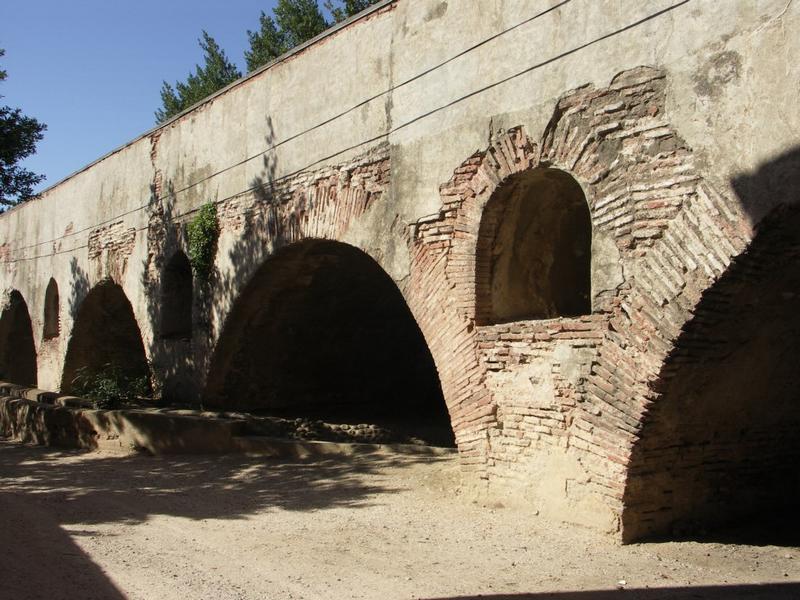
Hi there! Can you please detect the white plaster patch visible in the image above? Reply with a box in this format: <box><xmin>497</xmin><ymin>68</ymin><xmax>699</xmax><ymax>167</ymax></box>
<box><xmin>591</xmin><ymin>231</ymin><xmax>624</xmax><ymax>299</ymax></box>
<box><xmin>488</xmin><ymin>360</ymin><xmax>555</xmax><ymax>409</ymax></box>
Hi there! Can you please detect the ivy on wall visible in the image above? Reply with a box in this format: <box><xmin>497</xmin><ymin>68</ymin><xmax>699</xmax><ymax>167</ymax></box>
<box><xmin>187</xmin><ymin>202</ymin><xmax>219</xmax><ymax>280</ymax></box>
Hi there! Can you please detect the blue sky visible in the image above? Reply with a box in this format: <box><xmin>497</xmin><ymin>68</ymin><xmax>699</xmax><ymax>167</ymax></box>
<box><xmin>1</xmin><ymin>0</ymin><xmax>295</xmax><ymax>193</ymax></box>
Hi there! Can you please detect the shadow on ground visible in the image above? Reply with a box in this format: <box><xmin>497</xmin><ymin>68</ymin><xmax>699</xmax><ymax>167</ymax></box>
<box><xmin>422</xmin><ymin>584</ymin><xmax>800</xmax><ymax>600</ymax></box>
<box><xmin>0</xmin><ymin>437</ymin><xmax>452</xmax><ymax>598</ymax></box>
<box><xmin>0</xmin><ymin>488</ymin><xmax>127</xmax><ymax>600</ymax></box>
<box><xmin>637</xmin><ymin>508</ymin><xmax>800</xmax><ymax>548</ymax></box>
<box><xmin>0</xmin><ymin>438</ymin><xmax>446</xmax><ymax>526</ymax></box>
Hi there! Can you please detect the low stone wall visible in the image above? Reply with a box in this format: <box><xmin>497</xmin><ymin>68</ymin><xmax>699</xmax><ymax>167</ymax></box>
<box><xmin>0</xmin><ymin>382</ymin><xmax>455</xmax><ymax>458</ymax></box>
<box><xmin>0</xmin><ymin>390</ymin><xmax>243</xmax><ymax>455</ymax></box>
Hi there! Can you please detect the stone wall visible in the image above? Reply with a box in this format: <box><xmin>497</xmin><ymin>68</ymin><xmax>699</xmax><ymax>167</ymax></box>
<box><xmin>0</xmin><ymin>0</ymin><xmax>798</xmax><ymax>540</ymax></box>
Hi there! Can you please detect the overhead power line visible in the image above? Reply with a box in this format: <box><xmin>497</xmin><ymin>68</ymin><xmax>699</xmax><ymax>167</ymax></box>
<box><xmin>4</xmin><ymin>0</ymin><xmax>691</xmax><ymax>264</ymax></box>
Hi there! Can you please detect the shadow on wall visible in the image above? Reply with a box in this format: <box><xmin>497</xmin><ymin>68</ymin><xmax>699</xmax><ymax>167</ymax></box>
<box><xmin>622</xmin><ymin>146</ymin><xmax>800</xmax><ymax>542</ymax></box>
<box><xmin>66</xmin><ymin>257</ymin><xmax>90</xmax><ymax>325</ymax></box>
<box><xmin>732</xmin><ymin>146</ymin><xmax>800</xmax><ymax>225</ymax></box>
<box><xmin>196</xmin><ymin>119</ymin><xmax>281</xmax><ymax>382</ymax></box>
<box><xmin>138</xmin><ymin>120</ymin><xmax>280</xmax><ymax>405</ymax></box>
<box><xmin>140</xmin><ymin>183</ymin><xmax>196</xmax><ymax>404</ymax></box>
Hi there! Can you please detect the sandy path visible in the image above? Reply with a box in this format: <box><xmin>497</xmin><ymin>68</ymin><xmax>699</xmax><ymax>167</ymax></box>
<box><xmin>0</xmin><ymin>439</ymin><xmax>798</xmax><ymax>599</ymax></box>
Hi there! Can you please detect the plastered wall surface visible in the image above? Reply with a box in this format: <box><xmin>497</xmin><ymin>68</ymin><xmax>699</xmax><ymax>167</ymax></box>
<box><xmin>1</xmin><ymin>0</ymin><xmax>798</xmax><ymax>540</ymax></box>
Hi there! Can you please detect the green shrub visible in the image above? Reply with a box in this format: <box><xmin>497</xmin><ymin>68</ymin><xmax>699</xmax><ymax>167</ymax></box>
<box><xmin>71</xmin><ymin>363</ymin><xmax>150</xmax><ymax>410</ymax></box>
<box><xmin>187</xmin><ymin>202</ymin><xmax>219</xmax><ymax>280</ymax></box>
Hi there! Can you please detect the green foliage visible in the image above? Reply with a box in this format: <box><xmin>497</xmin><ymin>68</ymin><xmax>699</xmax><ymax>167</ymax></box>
<box><xmin>245</xmin><ymin>12</ymin><xmax>289</xmax><ymax>72</ymax></box>
<box><xmin>162</xmin><ymin>1</ymin><xmax>385</xmax><ymax>116</ymax></box>
<box><xmin>324</xmin><ymin>0</ymin><xmax>380</xmax><ymax>24</ymax></box>
<box><xmin>71</xmin><ymin>363</ymin><xmax>150</xmax><ymax>410</ymax></box>
<box><xmin>187</xmin><ymin>202</ymin><xmax>219</xmax><ymax>280</ymax></box>
<box><xmin>155</xmin><ymin>32</ymin><xmax>242</xmax><ymax>124</ymax></box>
<box><xmin>275</xmin><ymin>0</ymin><xmax>329</xmax><ymax>49</ymax></box>
<box><xmin>245</xmin><ymin>0</ymin><xmax>328</xmax><ymax>72</ymax></box>
<box><xmin>0</xmin><ymin>48</ymin><xmax>47</xmax><ymax>209</ymax></box>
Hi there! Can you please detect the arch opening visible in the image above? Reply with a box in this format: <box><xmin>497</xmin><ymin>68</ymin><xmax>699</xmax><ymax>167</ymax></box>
<box><xmin>476</xmin><ymin>168</ymin><xmax>591</xmax><ymax>325</ymax></box>
<box><xmin>622</xmin><ymin>207</ymin><xmax>800</xmax><ymax>543</ymax></box>
<box><xmin>0</xmin><ymin>291</ymin><xmax>37</xmax><ymax>386</ymax></box>
<box><xmin>205</xmin><ymin>240</ymin><xmax>455</xmax><ymax>447</ymax></box>
<box><xmin>61</xmin><ymin>280</ymin><xmax>150</xmax><ymax>395</ymax></box>
<box><xmin>160</xmin><ymin>251</ymin><xmax>193</xmax><ymax>340</ymax></box>
<box><xmin>43</xmin><ymin>278</ymin><xmax>60</xmax><ymax>339</ymax></box>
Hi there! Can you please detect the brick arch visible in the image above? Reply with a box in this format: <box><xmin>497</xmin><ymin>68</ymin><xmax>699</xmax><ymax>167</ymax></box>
<box><xmin>211</xmin><ymin>150</ymin><xmax>391</xmax><ymax>304</ymax></box>
<box><xmin>61</xmin><ymin>279</ymin><xmax>150</xmax><ymax>394</ymax></box>
<box><xmin>193</xmin><ymin>150</ymin><xmax>393</xmax><ymax>378</ymax></box>
<box><xmin>530</xmin><ymin>66</ymin><xmax>753</xmax><ymax>531</ymax></box>
<box><xmin>203</xmin><ymin>238</ymin><xmax>455</xmax><ymax>446</ymax></box>
<box><xmin>410</xmin><ymin>66</ymin><xmax>756</xmax><ymax>529</ymax></box>
<box><xmin>621</xmin><ymin>206</ymin><xmax>800</xmax><ymax>541</ymax></box>
<box><xmin>0</xmin><ymin>290</ymin><xmax>37</xmax><ymax>386</ymax></box>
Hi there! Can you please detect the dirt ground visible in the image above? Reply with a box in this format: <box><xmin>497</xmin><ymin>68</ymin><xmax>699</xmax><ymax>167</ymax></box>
<box><xmin>0</xmin><ymin>438</ymin><xmax>798</xmax><ymax>600</ymax></box>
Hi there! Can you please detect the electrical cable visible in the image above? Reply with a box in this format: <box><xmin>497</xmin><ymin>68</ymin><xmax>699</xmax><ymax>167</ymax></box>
<box><xmin>4</xmin><ymin>0</ymin><xmax>690</xmax><ymax>265</ymax></box>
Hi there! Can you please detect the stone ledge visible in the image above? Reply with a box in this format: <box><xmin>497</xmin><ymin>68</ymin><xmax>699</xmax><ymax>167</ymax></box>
<box><xmin>0</xmin><ymin>382</ymin><xmax>455</xmax><ymax>459</ymax></box>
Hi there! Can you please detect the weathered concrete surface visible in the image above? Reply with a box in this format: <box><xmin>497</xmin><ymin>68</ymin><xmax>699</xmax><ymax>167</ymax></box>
<box><xmin>1</xmin><ymin>0</ymin><xmax>799</xmax><ymax>540</ymax></box>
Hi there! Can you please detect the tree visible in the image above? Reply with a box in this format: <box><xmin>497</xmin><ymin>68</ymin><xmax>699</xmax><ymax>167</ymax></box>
<box><xmin>274</xmin><ymin>0</ymin><xmax>328</xmax><ymax>49</ymax></box>
<box><xmin>155</xmin><ymin>31</ymin><xmax>241</xmax><ymax>124</ymax></box>
<box><xmin>0</xmin><ymin>48</ymin><xmax>46</xmax><ymax>209</ymax></box>
<box><xmin>325</xmin><ymin>0</ymin><xmax>380</xmax><ymax>23</ymax></box>
<box><xmin>245</xmin><ymin>12</ymin><xmax>289</xmax><ymax>73</ymax></box>
<box><xmin>245</xmin><ymin>0</ymin><xmax>328</xmax><ymax>72</ymax></box>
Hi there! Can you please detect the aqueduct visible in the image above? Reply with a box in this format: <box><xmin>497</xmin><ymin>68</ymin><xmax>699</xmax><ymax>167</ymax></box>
<box><xmin>1</xmin><ymin>0</ymin><xmax>798</xmax><ymax>541</ymax></box>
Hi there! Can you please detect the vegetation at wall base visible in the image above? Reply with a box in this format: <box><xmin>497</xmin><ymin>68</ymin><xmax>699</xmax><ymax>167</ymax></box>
<box><xmin>0</xmin><ymin>48</ymin><xmax>46</xmax><ymax>209</ymax></box>
<box><xmin>187</xmin><ymin>202</ymin><xmax>220</xmax><ymax>280</ymax></box>
<box><xmin>71</xmin><ymin>363</ymin><xmax>151</xmax><ymax>410</ymax></box>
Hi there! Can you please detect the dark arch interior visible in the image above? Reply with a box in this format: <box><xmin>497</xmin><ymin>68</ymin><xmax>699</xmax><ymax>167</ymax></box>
<box><xmin>623</xmin><ymin>206</ymin><xmax>800</xmax><ymax>543</ymax></box>
<box><xmin>476</xmin><ymin>168</ymin><xmax>591</xmax><ymax>324</ymax></box>
<box><xmin>160</xmin><ymin>251</ymin><xmax>193</xmax><ymax>340</ymax></box>
<box><xmin>0</xmin><ymin>291</ymin><xmax>37</xmax><ymax>386</ymax></box>
<box><xmin>204</xmin><ymin>240</ymin><xmax>455</xmax><ymax>447</ymax></box>
<box><xmin>61</xmin><ymin>280</ymin><xmax>149</xmax><ymax>394</ymax></box>
<box><xmin>43</xmin><ymin>278</ymin><xmax>60</xmax><ymax>339</ymax></box>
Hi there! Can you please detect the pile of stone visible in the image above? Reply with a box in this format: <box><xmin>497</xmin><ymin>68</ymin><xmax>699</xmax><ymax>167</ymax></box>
<box><xmin>239</xmin><ymin>414</ymin><xmax>426</xmax><ymax>445</ymax></box>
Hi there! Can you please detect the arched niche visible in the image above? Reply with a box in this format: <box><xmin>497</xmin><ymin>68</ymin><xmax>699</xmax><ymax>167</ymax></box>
<box><xmin>475</xmin><ymin>168</ymin><xmax>591</xmax><ymax>325</ymax></box>
<box><xmin>61</xmin><ymin>280</ymin><xmax>149</xmax><ymax>394</ymax></box>
<box><xmin>43</xmin><ymin>278</ymin><xmax>60</xmax><ymax>339</ymax></box>
<box><xmin>0</xmin><ymin>290</ymin><xmax>37</xmax><ymax>386</ymax></box>
<box><xmin>160</xmin><ymin>251</ymin><xmax>193</xmax><ymax>340</ymax></box>
<box><xmin>204</xmin><ymin>239</ymin><xmax>455</xmax><ymax>447</ymax></box>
